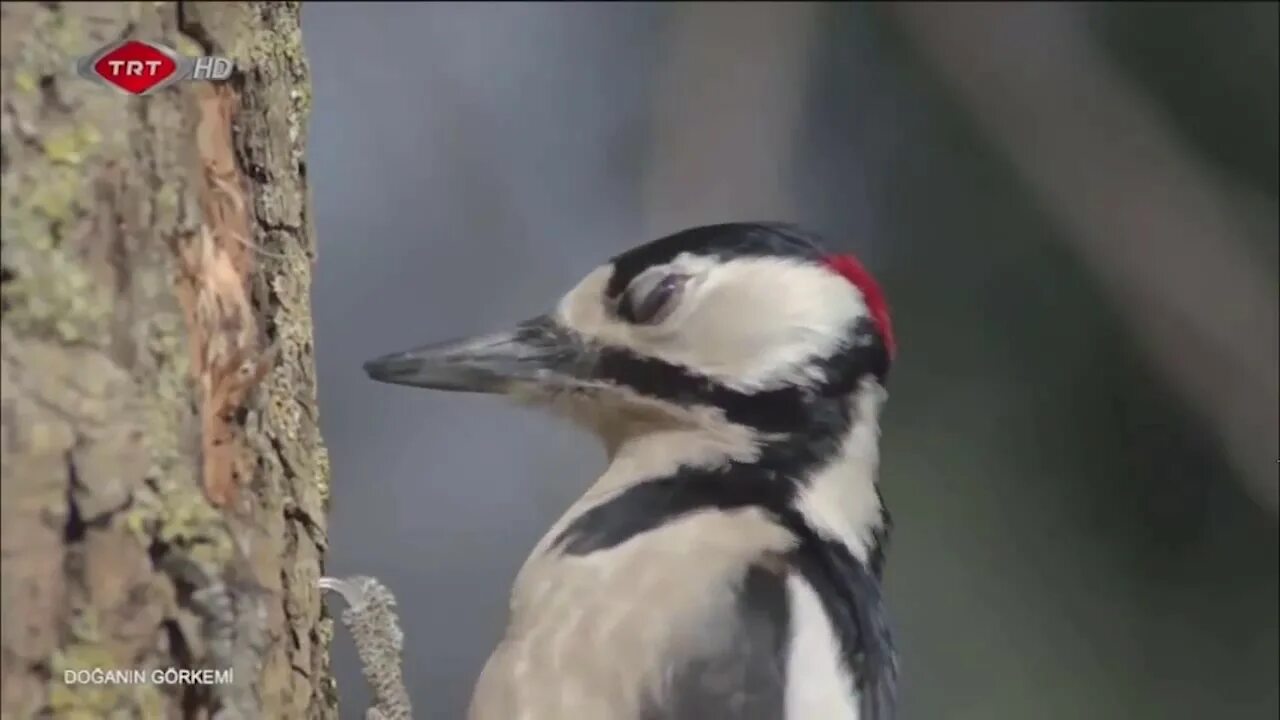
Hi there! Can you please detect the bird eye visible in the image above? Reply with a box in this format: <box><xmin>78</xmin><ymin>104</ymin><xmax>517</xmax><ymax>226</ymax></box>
<box><xmin>618</xmin><ymin>273</ymin><xmax>687</xmax><ymax>325</ymax></box>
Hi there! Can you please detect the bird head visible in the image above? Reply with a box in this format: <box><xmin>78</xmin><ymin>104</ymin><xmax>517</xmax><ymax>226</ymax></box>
<box><xmin>364</xmin><ymin>223</ymin><xmax>895</xmax><ymax>451</ymax></box>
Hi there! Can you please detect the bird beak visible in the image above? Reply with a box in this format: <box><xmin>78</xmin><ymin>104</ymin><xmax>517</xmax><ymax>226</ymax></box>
<box><xmin>363</xmin><ymin>314</ymin><xmax>596</xmax><ymax>395</ymax></box>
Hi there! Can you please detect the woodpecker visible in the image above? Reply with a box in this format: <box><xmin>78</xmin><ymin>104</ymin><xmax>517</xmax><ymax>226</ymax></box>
<box><xmin>364</xmin><ymin>222</ymin><xmax>899</xmax><ymax>720</ymax></box>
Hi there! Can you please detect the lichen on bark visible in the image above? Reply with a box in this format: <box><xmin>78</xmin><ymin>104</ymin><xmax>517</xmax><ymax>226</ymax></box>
<box><xmin>1</xmin><ymin>2</ymin><xmax>333</xmax><ymax>718</ymax></box>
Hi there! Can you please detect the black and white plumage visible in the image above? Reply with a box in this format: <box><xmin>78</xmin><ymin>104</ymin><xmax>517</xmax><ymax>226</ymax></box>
<box><xmin>365</xmin><ymin>223</ymin><xmax>899</xmax><ymax>720</ymax></box>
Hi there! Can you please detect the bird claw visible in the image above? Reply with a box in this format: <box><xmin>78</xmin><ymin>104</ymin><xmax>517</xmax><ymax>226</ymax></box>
<box><xmin>319</xmin><ymin>575</ymin><xmax>367</xmax><ymax>609</ymax></box>
<box><xmin>319</xmin><ymin>575</ymin><xmax>413</xmax><ymax>720</ymax></box>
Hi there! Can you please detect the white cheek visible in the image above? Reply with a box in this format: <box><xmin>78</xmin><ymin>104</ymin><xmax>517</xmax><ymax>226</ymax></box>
<box><xmin>649</xmin><ymin>258</ymin><xmax>866</xmax><ymax>391</ymax></box>
<box><xmin>555</xmin><ymin>265</ymin><xmax>638</xmax><ymax>349</ymax></box>
<box><xmin>556</xmin><ymin>265</ymin><xmax>613</xmax><ymax>335</ymax></box>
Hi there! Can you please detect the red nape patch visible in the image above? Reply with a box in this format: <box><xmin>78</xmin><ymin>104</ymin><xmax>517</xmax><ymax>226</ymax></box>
<box><xmin>824</xmin><ymin>255</ymin><xmax>896</xmax><ymax>359</ymax></box>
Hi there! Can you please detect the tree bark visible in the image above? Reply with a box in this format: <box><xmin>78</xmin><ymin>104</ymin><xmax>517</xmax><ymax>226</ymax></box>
<box><xmin>1</xmin><ymin>2</ymin><xmax>333</xmax><ymax>718</ymax></box>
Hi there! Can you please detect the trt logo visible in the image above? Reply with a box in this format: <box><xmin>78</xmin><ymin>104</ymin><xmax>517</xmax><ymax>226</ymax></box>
<box><xmin>77</xmin><ymin>40</ymin><xmax>233</xmax><ymax>96</ymax></box>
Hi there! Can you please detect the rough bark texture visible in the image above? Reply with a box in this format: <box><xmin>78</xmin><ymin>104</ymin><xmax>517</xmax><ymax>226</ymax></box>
<box><xmin>1</xmin><ymin>2</ymin><xmax>334</xmax><ymax>718</ymax></box>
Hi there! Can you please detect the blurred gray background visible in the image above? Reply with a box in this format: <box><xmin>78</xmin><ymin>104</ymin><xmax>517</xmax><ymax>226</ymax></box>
<box><xmin>302</xmin><ymin>3</ymin><xmax>1279</xmax><ymax>719</ymax></box>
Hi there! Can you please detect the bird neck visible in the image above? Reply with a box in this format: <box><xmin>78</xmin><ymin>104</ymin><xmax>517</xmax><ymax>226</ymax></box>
<box><xmin>573</xmin><ymin>379</ymin><xmax>890</xmax><ymax>570</ymax></box>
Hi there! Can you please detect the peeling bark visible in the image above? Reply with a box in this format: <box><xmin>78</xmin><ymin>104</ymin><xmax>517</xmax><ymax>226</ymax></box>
<box><xmin>1</xmin><ymin>2</ymin><xmax>333</xmax><ymax>718</ymax></box>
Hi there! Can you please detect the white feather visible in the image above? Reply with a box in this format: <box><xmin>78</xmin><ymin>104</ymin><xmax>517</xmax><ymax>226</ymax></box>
<box><xmin>785</xmin><ymin>574</ymin><xmax>862</xmax><ymax>720</ymax></box>
<box><xmin>794</xmin><ymin>380</ymin><xmax>888</xmax><ymax>564</ymax></box>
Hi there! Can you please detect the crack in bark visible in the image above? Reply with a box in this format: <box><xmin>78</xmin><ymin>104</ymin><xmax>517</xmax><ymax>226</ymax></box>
<box><xmin>176</xmin><ymin>1</ymin><xmax>217</xmax><ymax>56</ymax></box>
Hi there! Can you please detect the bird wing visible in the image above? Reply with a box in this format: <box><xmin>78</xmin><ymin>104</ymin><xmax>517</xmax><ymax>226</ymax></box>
<box><xmin>788</xmin><ymin>534</ymin><xmax>900</xmax><ymax>720</ymax></box>
<box><xmin>644</xmin><ymin>545</ymin><xmax>898</xmax><ymax>720</ymax></box>
<box><xmin>642</xmin><ymin>557</ymin><xmax>793</xmax><ymax>720</ymax></box>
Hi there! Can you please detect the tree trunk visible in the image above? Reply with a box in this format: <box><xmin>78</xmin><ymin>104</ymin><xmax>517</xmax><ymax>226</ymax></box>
<box><xmin>1</xmin><ymin>2</ymin><xmax>334</xmax><ymax>718</ymax></box>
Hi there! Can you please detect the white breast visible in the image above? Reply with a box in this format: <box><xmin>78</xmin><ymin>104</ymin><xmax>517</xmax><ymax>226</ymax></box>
<box><xmin>469</xmin><ymin>507</ymin><xmax>796</xmax><ymax>720</ymax></box>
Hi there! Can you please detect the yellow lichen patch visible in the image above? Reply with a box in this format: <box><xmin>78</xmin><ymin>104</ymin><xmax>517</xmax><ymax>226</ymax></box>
<box><xmin>77</xmin><ymin>123</ymin><xmax>103</xmax><ymax>147</ymax></box>
<box><xmin>42</xmin><ymin>134</ymin><xmax>83</xmax><ymax>165</ymax></box>
<box><xmin>15</xmin><ymin>71</ymin><xmax>38</xmax><ymax>93</ymax></box>
<box><xmin>1</xmin><ymin>99</ymin><xmax>114</xmax><ymax>345</ymax></box>
<box><xmin>41</xmin><ymin>123</ymin><xmax>102</xmax><ymax>166</ymax></box>
<box><xmin>1</xmin><ymin>244</ymin><xmax>112</xmax><ymax>345</ymax></box>
<box><xmin>158</xmin><ymin>491</ymin><xmax>234</xmax><ymax>567</ymax></box>
<box><xmin>155</xmin><ymin>487</ymin><xmax>222</xmax><ymax>552</ymax></box>
<box><xmin>25</xmin><ymin>166</ymin><xmax>83</xmax><ymax>221</ymax></box>
<box><xmin>124</xmin><ymin>476</ymin><xmax>235</xmax><ymax>572</ymax></box>
<box><xmin>173</xmin><ymin>34</ymin><xmax>203</xmax><ymax>58</ymax></box>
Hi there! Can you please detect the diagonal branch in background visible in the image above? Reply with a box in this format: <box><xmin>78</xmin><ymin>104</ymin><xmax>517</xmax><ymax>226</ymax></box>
<box><xmin>888</xmin><ymin>2</ymin><xmax>1280</xmax><ymax>514</ymax></box>
<box><xmin>642</xmin><ymin>2</ymin><xmax>823</xmax><ymax>236</ymax></box>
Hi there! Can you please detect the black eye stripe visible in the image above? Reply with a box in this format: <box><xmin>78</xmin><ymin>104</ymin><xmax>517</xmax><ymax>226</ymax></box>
<box><xmin>590</xmin><ymin>316</ymin><xmax>887</xmax><ymax>433</ymax></box>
